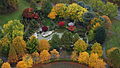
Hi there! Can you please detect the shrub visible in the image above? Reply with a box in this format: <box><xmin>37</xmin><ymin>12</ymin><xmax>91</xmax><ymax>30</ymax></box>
<box><xmin>73</xmin><ymin>40</ymin><xmax>88</xmax><ymax>52</ymax></box>
<box><xmin>83</xmin><ymin>12</ymin><xmax>96</xmax><ymax>22</ymax></box>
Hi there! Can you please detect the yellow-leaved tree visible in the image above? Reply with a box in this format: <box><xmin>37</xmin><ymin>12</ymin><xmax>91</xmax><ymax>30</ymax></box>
<box><xmin>39</xmin><ymin>50</ymin><xmax>51</xmax><ymax>63</ymax></box>
<box><xmin>12</xmin><ymin>36</ymin><xmax>26</xmax><ymax>57</ymax></box>
<box><xmin>50</xmin><ymin>49</ymin><xmax>60</xmax><ymax>59</ymax></box>
<box><xmin>22</xmin><ymin>54</ymin><xmax>33</xmax><ymax>68</ymax></box>
<box><xmin>88</xmin><ymin>53</ymin><xmax>106</xmax><ymax>68</ymax></box>
<box><xmin>91</xmin><ymin>42</ymin><xmax>103</xmax><ymax>57</ymax></box>
<box><xmin>78</xmin><ymin>51</ymin><xmax>89</xmax><ymax>64</ymax></box>
<box><xmin>73</xmin><ymin>40</ymin><xmax>88</xmax><ymax>52</ymax></box>
<box><xmin>37</xmin><ymin>39</ymin><xmax>50</xmax><ymax>52</ymax></box>
<box><xmin>1</xmin><ymin>62</ymin><xmax>11</xmax><ymax>68</ymax></box>
<box><xmin>71</xmin><ymin>51</ymin><xmax>78</xmax><ymax>61</ymax></box>
<box><xmin>16</xmin><ymin>61</ymin><xmax>27</xmax><ymax>68</ymax></box>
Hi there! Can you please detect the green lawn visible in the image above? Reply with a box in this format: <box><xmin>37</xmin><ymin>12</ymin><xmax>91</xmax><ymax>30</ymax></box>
<box><xmin>0</xmin><ymin>0</ymin><xmax>30</xmax><ymax>27</ymax></box>
<box><xmin>105</xmin><ymin>19</ymin><xmax>120</xmax><ymax>50</ymax></box>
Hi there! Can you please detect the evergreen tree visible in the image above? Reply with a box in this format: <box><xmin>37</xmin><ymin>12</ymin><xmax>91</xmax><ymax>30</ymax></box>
<box><xmin>49</xmin><ymin>34</ymin><xmax>61</xmax><ymax>50</ymax></box>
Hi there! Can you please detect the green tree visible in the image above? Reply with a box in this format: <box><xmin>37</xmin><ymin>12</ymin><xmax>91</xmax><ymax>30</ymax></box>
<box><xmin>49</xmin><ymin>34</ymin><xmax>61</xmax><ymax>49</ymax></box>
<box><xmin>73</xmin><ymin>33</ymin><xmax>80</xmax><ymax>43</ymax></box>
<box><xmin>27</xmin><ymin>36</ymin><xmax>39</xmax><ymax>54</ymax></box>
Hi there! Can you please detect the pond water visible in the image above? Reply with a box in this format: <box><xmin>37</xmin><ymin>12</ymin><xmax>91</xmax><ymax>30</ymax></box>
<box><xmin>33</xmin><ymin>62</ymin><xmax>89</xmax><ymax>68</ymax></box>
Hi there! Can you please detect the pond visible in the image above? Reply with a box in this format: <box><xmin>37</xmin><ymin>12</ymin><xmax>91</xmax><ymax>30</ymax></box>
<box><xmin>33</xmin><ymin>62</ymin><xmax>89</xmax><ymax>68</ymax></box>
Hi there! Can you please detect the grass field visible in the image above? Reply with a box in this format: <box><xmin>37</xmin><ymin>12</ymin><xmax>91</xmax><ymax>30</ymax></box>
<box><xmin>0</xmin><ymin>0</ymin><xmax>30</xmax><ymax>26</ymax></box>
<box><xmin>105</xmin><ymin>19</ymin><xmax>120</xmax><ymax>50</ymax></box>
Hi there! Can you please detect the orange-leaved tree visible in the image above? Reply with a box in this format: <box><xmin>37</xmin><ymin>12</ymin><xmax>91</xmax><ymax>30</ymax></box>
<box><xmin>37</xmin><ymin>39</ymin><xmax>50</xmax><ymax>52</ymax></box>
<box><xmin>1</xmin><ymin>62</ymin><xmax>11</xmax><ymax>68</ymax></box>
<box><xmin>39</xmin><ymin>50</ymin><xmax>51</xmax><ymax>63</ymax></box>
<box><xmin>16</xmin><ymin>61</ymin><xmax>28</xmax><ymax>68</ymax></box>
<box><xmin>78</xmin><ymin>51</ymin><xmax>89</xmax><ymax>64</ymax></box>
<box><xmin>50</xmin><ymin>49</ymin><xmax>60</xmax><ymax>59</ymax></box>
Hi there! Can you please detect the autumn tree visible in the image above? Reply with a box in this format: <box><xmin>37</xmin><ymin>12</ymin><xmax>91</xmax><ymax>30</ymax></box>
<box><xmin>91</xmin><ymin>42</ymin><xmax>103</xmax><ymax>57</ymax></box>
<box><xmin>32</xmin><ymin>52</ymin><xmax>40</xmax><ymax>64</ymax></box>
<box><xmin>27</xmin><ymin>35</ymin><xmax>39</xmax><ymax>54</ymax></box>
<box><xmin>8</xmin><ymin>44</ymin><xmax>18</xmax><ymax>63</ymax></box>
<box><xmin>0</xmin><ymin>0</ymin><xmax>19</xmax><ymax>14</ymax></box>
<box><xmin>88</xmin><ymin>53</ymin><xmax>106</xmax><ymax>68</ymax></box>
<box><xmin>37</xmin><ymin>39</ymin><xmax>50</xmax><ymax>52</ymax></box>
<box><xmin>16</xmin><ymin>61</ymin><xmax>27</xmax><ymax>68</ymax></box>
<box><xmin>49</xmin><ymin>34</ymin><xmax>61</xmax><ymax>49</ymax></box>
<box><xmin>107</xmin><ymin>48</ymin><xmax>120</xmax><ymax>68</ymax></box>
<box><xmin>0</xmin><ymin>37</ymin><xmax>10</xmax><ymax>57</ymax></box>
<box><xmin>39</xmin><ymin>50</ymin><xmax>51</xmax><ymax>63</ymax></box>
<box><xmin>50</xmin><ymin>49</ymin><xmax>60</xmax><ymax>59</ymax></box>
<box><xmin>73</xmin><ymin>40</ymin><xmax>88</xmax><ymax>52</ymax></box>
<box><xmin>1</xmin><ymin>62</ymin><xmax>11</xmax><ymax>68</ymax></box>
<box><xmin>2</xmin><ymin>20</ymin><xmax>24</xmax><ymax>40</ymax></box>
<box><xmin>12</xmin><ymin>36</ymin><xmax>26</xmax><ymax>58</ymax></box>
<box><xmin>71</xmin><ymin>51</ymin><xmax>78</xmax><ymax>61</ymax></box>
<box><xmin>22</xmin><ymin>54</ymin><xmax>33</xmax><ymax>68</ymax></box>
<box><xmin>78</xmin><ymin>52</ymin><xmax>89</xmax><ymax>64</ymax></box>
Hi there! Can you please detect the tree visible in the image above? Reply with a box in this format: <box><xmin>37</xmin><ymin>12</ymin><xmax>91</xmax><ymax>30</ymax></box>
<box><xmin>95</xmin><ymin>26</ymin><xmax>106</xmax><ymax>44</ymax></box>
<box><xmin>32</xmin><ymin>52</ymin><xmax>40</xmax><ymax>64</ymax></box>
<box><xmin>88</xmin><ymin>53</ymin><xmax>106</xmax><ymax>68</ymax></box>
<box><xmin>50</xmin><ymin>49</ymin><xmax>60</xmax><ymax>59</ymax></box>
<box><xmin>27</xmin><ymin>35</ymin><xmax>39</xmax><ymax>54</ymax></box>
<box><xmin>2</xmin><ymin>20</ymin><xmax>24</xmax><ymax>40</ymax></box>
<box><xmin>73</xmin><ymin>40</ymin><xmax>88</xmax><ymax>52</ymax></box>
<box><xmin>39</xmin><ymin>50</ymin><xmax>51</xmax><ymax>63</ymax></box>
<box><xmin>16</xmin><ymin>61</ymin><xmax>27</xmax><ymax>68</ymax></box>
<box><xmin>1</xmin><ymin>62</ymin><xmax>11</xmax><ymax>68</ymax></box>
<box><xmin>78</xmin><ymin>52</ymin><xmax>89</xmax><ymax>64</ymax></box>
<box><xmin>61</xmin><ymin>31</ymin><xmax>73</xmax><ymax>45</ymax></box>
<box><xmin>22</xmin><ymin>54</ymin><xmax>33</xmax><ymax>68</ymax></box>
<box><xmin>107</xmin><ymin>48</ymin><xmax>120</xmax><ymax>68</ymax></box>
<box><xmin>49</xmin><ymin>34</ymin><xmax>61</xmax><ymax>49</ymax></box>
<box><xmin>12</xmin><ymin>36</ymin><xmax>26</xmax><ymax>58</ymax></box>
<box><xmin>72</xmin><ymin>33</ymin><xmax>80</xmax><ymax>43</ymax></box>
<box><xmin>71</xmin><ymin>51</ymin><xmax>78</xmax><ymax>61</ymax></box>
<box><xmin>0</xmin><ymin>0</ymin><xmax>19</xmax><ymax>14</ymax></box>
<box><xmin>91</xmin><ymin>42</ymin><xmax>103</xmax><ymax>57</ymax></box>
<box><xmin>37</xmin><ymin>39</ymin><xmax>50</xmax><ymax>52</ymax></box>
<box><xmin>8</xmin><ymin>44</ymin><xmax>18</xmax><ymax>63</ymax></box>
<box><xmin>0</xmin><ymin>37</ymin><xmax>10</xmax><ymax>57</ymax></box>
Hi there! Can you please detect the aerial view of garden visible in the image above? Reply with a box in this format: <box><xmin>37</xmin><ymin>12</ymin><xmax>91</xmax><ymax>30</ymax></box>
<box><xmin>0</xmin><ymin>0</ymin><xmax>120</xmax><ymax>68</ymax></box>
